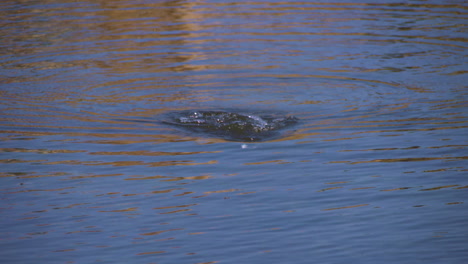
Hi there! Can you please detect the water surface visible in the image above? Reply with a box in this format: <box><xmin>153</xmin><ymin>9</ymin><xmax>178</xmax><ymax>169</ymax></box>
<box><xmin>1</xmin><ymin>1</ymin><xmax>467</xmax><ymax>263</ymax></box>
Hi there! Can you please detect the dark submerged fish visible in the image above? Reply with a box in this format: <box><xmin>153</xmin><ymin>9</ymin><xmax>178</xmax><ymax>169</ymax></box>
<box><xmin>163</xmin><ymin>110</ymin><xmax>298</xmax><ymax>142</ymax></box>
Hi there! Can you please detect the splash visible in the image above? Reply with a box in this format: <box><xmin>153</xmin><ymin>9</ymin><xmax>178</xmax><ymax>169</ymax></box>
<box><xmin>164</xmin><ymin>110</ymin><xmax>298</xmax><ymax>142</ymax></box>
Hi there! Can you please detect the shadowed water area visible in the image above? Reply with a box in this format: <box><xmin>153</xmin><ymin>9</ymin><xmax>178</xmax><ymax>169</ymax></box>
<box><xmin>0</xmin><ymin>1</ymin><xmax>467</xmax><ymax>264</ymax></box>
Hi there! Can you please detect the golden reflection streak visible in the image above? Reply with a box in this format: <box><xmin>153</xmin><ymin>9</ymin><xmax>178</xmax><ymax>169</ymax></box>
<box><xmin>247</xmin><ymin>73</ymin><xmax>402</xmax><ymax>88</ymax></box>
<box><xmin>1</xmin><ymin>172</ymin><xmax>69</xmax><ymax>179</ymax></box>
<box><xmin>1</xmin><ymin>148</ymin><xmax>86</xmax><ymax>154</ymax></box>
<box><xmin>299</xmin><ymin>113</ymin><xmax>466</xmax><ymax>130</ymax></box>
<box><xmin>204</xmin><ymin>189</ymin><xmax>239</xmax><ymax>194</ymax></box>
<box><xmin>225</xmin><ymin>2</ymin><xmax>466</xmax><ymax>11</ymax></box>
<box><xmin>8</xmin><ymin>153</ymin><xmax>214</xmax><ymax>167</ymax></box>
<box><xmin>381</xmin><ymin>187</ymin><xmax>411</xmax><ymax>192</ymax></box>
<box><xmin>340</xmin><ymin>146</ymin><xmax>420</xmax><ymax>152</ymax></box>
<box><xmin>243</xmin><ymin>160</ymin><xmax>291</xmax><ymax>165</ymax></box>
<box><xmin>0</xmin><ymin>129</ymin><xmax>168</xmax><ymax>138</ymax></box>
<box><xmin>99</xmin><ymin>207</ymin><xmax>138</xmax><ymax>212</ymax></box>
<box><xmin>40</xmin><ymin>160</ymin><xmax>217</xmax><ymax>167</ymax></box>
<box><xmin>355</xmin><ymin>116</ymin><xmax>466</xmax><ymax>124</ymax></box>
<box><xmin>162</xmin><ymin>175</ymin><xmax>213</xmax><ymax>181</ymax></box>
<box><xmin>89</xmin><ymin>150</ymin><xmax>221</xmax><ymax>156</ymax></box>
<box><xmin>323</xmin><ymin>137</ymin><xmax>359</xmax><ymax>142</ymax></box>
<box><xmin>292</xmin><ymin>124</ymin><xmax>468</xmax><ymax>143</ymax></box>
<box><xmin>229</xmin><ymin>32</ymin><xmax>467</xmax><ymax>48</ymax></box>
<box><xmin>141</xmin><ymin>228</ymin><xmax>184</xmax><ymax>236</ymax></box>
<box><xmin>317</xmin><ymin>186</ymin><xmax>343</xmax><ymax>192</ymax></box>
<box><xmin>69</xmin><ymin>174</ymin><xmax>124</xmax><ymax>179</ymax></box>
<box><xmin>53</xmin><ymin>203</ymin><xmax>89</xmax><ymax>209</ymax></box>
<box><xmin>125</xmin><ymin>175</ymin><xmax>169</xmax><ymax>180</ymax></box>
<box><xmin>238</xmin><ymin>191</ymin><xmax>256</xmax><ymax>195</ymax></box>
<box><xmin>66</xmin><ymin>229</ymin><xmax>102</xmax><ymax>235</ymax></box>
<box><xmin>332</xmin><ymin>156</ymin><xmax>468</xmax><ymax>165</ymax></box>
<box><xmin>0</xmin><ymin>129</ymin><xmax>200</xmax><ymax>144</ymax></box>
<box><xmin>174</xmin><ymin>191</ymin><xmax>194</xmax><ymax>197</ymax></box>
<box><xmin>0</xmin><ymin>159</ymin><xmax>46</xmax><ymax>164</ymax></box>
<box><xmin>9</xmin><ymin>187</ymin><xmax>74</xmax><ymax>193</ymax></box>
<box><xmin>153</xmin><ymin>204</ymin><xmax>197</xmax><ymax>210</ymax></box>
<box><xmin>75</xmin><ymin>0</ymin><xmax>209</xmax><ymax>75</ymax></box>
<box><xmin>420</xmin><ymin>185</ymin><xmax>459</xmax><ymax>191</ymax></box>
<box><xmin>353</xmin><ymin>125</ymin><xmax>468</xmax><ymax>134</ymax></box>
<box><xmin>322</xmin><ymin>204</ymin><xmax>369</xmax><ymax>211</ymax></box>
<box><xmin>350</xmin><ymin>187</ymin><xmax>375</xmax><ymax>190</ymax></box>
<box><xmin>0</xmin><ymin>122</ymin><xmax>167</xmax><ymax>131</ymax></box>
<box><xmin>152</xmin><ymin>188</ymin><xmax>183</xmax><ymax>194</ymax></box>
<box><xmin>159</xmin><ymin>209</ymin><xmax>191</xmax><ymax>214</ymax></box>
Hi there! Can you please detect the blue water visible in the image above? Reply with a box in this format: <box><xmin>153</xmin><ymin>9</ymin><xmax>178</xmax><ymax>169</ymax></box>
<box><xmin>1</xmin><ymin>1</ymin><xmax>467</xmax><ymax>263</ymax></box>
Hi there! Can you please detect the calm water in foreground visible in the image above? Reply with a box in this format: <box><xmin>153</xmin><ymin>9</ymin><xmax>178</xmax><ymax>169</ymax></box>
<box><xmin>1</xmin><ymin>1</ymin><xmax>467</xmax><ymax>263</ymax></box>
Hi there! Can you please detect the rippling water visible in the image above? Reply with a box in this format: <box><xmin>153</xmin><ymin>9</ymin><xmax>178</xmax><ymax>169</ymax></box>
<box><xmin>1</xmin><ymin>1</ymin><xmax>467</xmax><ymax>263</ymax></box>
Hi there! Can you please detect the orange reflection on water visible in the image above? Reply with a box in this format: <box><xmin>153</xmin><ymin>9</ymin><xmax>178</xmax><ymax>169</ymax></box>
<box><xmin>99</xmin><ymin>207</ymin><xmax>138</xmax><ymax>213</ymax></box>
<box><xmin>420</xmin><ymin>185</ymin><xmax>460</xmax><ymax>191</ymax></box>
<box><xmin>243</xmin><ymin>159</ymin><xmax>291</xmax><ymax>165</ymax></box>
<box><xmin>2</xmin><ymin>171</ymin><xmax>69</xmax><ymax>179</ymax></box>
<box><xmin>317</xmin><ymin>186</ymin><xmax>343</xmax><ymax>192</ymax></box>
<box><xmin>159</xmin><ymin>209</ymin><xmax>192</xmax><ymax>215</ymax></box>
<box><xmin>1</xmin><ymin>130</ymin><xmax>187</xmax><ymax>145</ymax></box>
<box><xmin>204</xmin><ymin>188</ymin><xmax>240</xmax><ymax>195</ymax></box>
<box><xmin>350</xmin><ymin>187</ymin><xmax>375</xmax><ymax>190</ymax></box>
<box><xmin>154</xmin><ymin>204</ymin><xmax>197</xmax><ymax>210</ymax></box>
<box><xmin>162</xmin><ymin>175</ymin><xmax>213</xmax><ymax>181</ymax></box>
<box><xmin>125</xmin><ymin>175</ymin><xmax>170</xmax><ymax>180</ymax></box>
<box><xmin>69</xmin><ymin>173</ymin><xmax>124</xmax><ymax>179</ymax></box>
<box><xmin>329</xmin><ymin>155</ymin><xmax>468</xmax><ymax>165</ymax></box>
<box><xmin>1</xmin><ymin>148</ymin><xmax>86</xmax><ymax>154</ymax></box>
<box><xmin>322</xmin><ymin>204</ymin><xmax>369</xmax><ymax>211</ymax></box>
<box><xmin>40</xmin><ymin>159</ymin><xmax>218</xmax><ymax>167</ymax></box>
<box><xmin>89</xmin><ymin>150</ymin><xmax>221</xmax><ymax>156</ymax></box>
<box><xmin>356</xmin><ymin>156</ymin><xmax>467</xmax><ymax>164</ymax></box>
<box><xmin>141</xmin><ymin>228</ymin><xmax>184</xmax><ymax>236</ymax></box>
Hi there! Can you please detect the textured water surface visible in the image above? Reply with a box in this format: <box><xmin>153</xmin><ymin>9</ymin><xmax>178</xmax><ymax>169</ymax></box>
<box><xmin>1</xmin><ymin>1</ymin><xmax>467</xmax><ymax>264</ymax></box>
